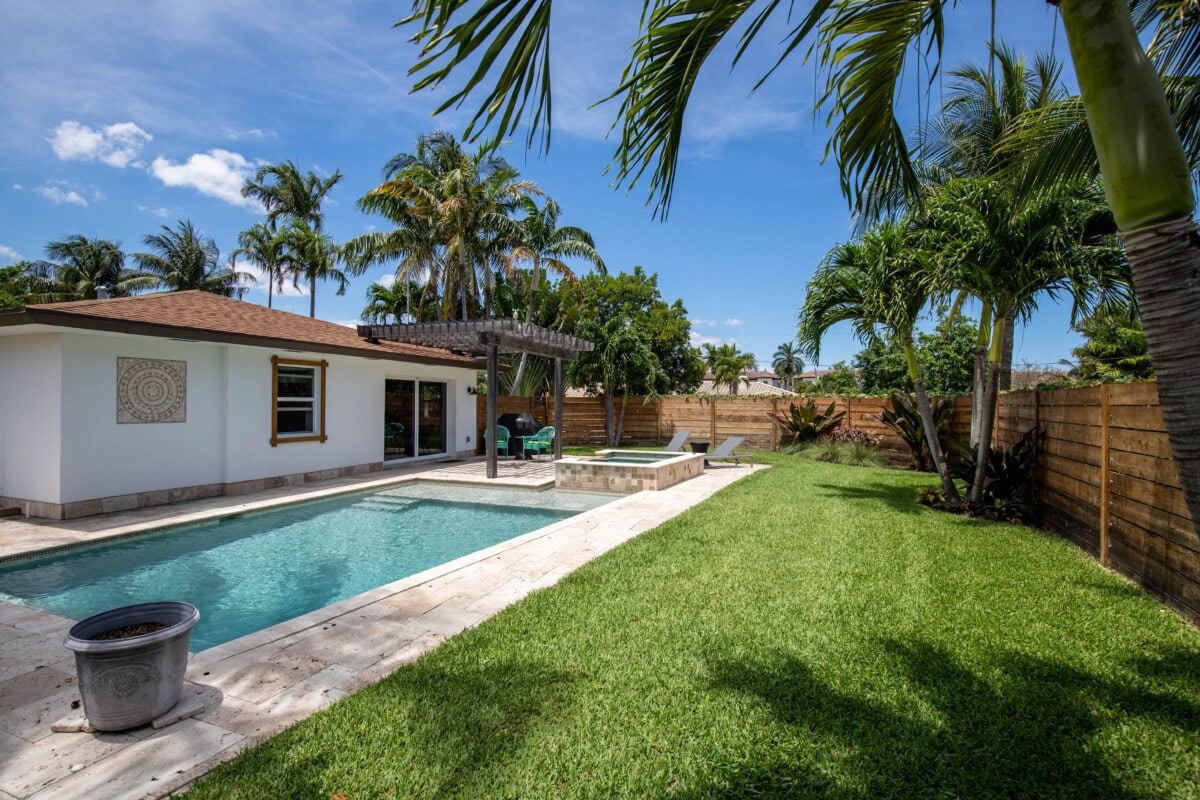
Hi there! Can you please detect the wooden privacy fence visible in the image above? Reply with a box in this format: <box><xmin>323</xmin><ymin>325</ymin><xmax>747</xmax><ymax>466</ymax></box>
<box><xmin>479</xmin><ymin>382</ymin><xmax>1198</xmax><ymax>623</ymax></box>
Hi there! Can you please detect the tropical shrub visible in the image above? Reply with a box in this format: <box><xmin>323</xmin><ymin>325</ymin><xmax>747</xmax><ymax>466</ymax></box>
<box><xmin>922</xmin><ymin>427</ymin><xmax>1041</xmax><ymax>522</ymax></box>
<box><xmin>800</xmin><ymin>439</ymin><xmax>886</xmax><ymax>468</ymax></box>
<box><xmin>872</xmin><ymin>393</ymin><xmax>954</xmax><ymax>472</ymax></box>
<box><xmin>768</xmin><ymin>400</ymin><xmax>845</xmax><ymax>449</ymax></box>
<box><xmin>827</xmin><ymin>426</ymin><xmax>879</xmax><ymax>446</ymax></box>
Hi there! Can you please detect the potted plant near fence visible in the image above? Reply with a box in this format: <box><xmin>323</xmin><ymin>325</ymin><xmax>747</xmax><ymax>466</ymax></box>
<box><xmin>63</xmin><ymin>601</ymin><xmax>200</xmax><ymax>731</ymax></box>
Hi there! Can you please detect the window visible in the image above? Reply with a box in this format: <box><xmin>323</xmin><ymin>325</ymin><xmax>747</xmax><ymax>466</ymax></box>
<box><xmin>271</xmin><ymin>356</ymin><xmax>327</xmax><ymax>446</ymax></box>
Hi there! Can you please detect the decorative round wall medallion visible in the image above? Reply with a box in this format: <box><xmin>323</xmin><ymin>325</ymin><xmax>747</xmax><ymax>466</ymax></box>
<box><xmin>116</xmin><ymin>358</ymin><xmax>187</xmax><ymax>423</ymax></box>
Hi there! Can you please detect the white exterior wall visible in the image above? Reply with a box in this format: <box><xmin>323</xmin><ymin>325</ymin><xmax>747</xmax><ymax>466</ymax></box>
<box><xmin>0</xmin><ymin>334</ymin><xmax>63</xmax><ymax>503</ymax></box>
<box><xmin>1</xmin><ymin>330</ymin><xmax>477</xmax><ymax>505</ymax></box>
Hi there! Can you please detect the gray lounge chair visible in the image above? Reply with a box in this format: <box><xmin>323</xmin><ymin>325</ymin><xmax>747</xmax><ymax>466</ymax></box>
<box><xmin>664</xmin><ymin>429</ymin><xmax>690</xmax><ymax>452</ymax></box>
<box><xmin>706</xmin><ymin>435</ymin><xmax>753</xmax><ymax>466</ymax></box>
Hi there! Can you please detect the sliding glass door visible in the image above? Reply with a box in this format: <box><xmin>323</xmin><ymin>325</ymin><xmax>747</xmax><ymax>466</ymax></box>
<box><xmin>384</xmin><ymin>379</ymin><xmax>447</xmax><ymax>461</ymax></box>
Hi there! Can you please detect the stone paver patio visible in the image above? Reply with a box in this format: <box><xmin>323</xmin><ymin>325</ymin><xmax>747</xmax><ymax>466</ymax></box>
<box><xmin>0</xmin><ymin>458</ymin><xmax>763</xmax><ymax>799</ymax></box>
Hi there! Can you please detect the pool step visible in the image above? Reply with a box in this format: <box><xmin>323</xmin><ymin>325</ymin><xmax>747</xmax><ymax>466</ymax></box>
<box><xmin>352</xmin><ymin>496</ymin><xmax>422</xmax><ymax>514</ymax></box>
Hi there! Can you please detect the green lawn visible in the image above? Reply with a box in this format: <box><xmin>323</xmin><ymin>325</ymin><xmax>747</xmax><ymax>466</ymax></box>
<box><xmin>187</xmin><ymin>453</ymin><xmax>1200</xmax><ymax>799</ymax></box>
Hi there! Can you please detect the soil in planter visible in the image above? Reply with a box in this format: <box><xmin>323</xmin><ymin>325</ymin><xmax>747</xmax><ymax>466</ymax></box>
<box><xmin>91</xmin><ymin>622</ymin><xmax>169</xmax><ymax>641</ymax></box>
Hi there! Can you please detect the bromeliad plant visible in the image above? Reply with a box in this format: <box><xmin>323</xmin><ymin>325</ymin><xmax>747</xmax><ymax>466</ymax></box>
<box><xmin>872</xmin><ymin>393</ymin><xmax>954</xmax><ymax>473</ymax></box>
<box><xmin>768</xmin><ymin>399</ymin><xmax>845</xmax><ymax>450</ymax></box>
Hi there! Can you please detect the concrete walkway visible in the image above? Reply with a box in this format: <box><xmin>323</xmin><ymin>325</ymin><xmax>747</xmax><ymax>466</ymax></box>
<box><xmin>0</xmin><ymin>461</ymin><xmax>763</xmax><ymax>800</ymax></box>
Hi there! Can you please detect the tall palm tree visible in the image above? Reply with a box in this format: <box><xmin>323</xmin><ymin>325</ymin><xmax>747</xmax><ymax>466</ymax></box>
<box><xmin>347</xmin><ymin>132</ymin><xmax>537</xmax><ymax>321</ymax></box>
<box><xmin>240</xmin><ymin>161</ymin><xmax>343</xmax><ymax>234</ymax></box>
<box><xmin>232</xmin><ymin>222</ymin><xmax>286</xmax><ymax>307</ymax></box>
<box><xmin>772</xmin><ymin>341</ymin><xmax>804</xmax><ymax>391</ymax></box>
<box><xmin>799</xmin><ymin>222</ymin><xmax>958</xmax><ymax>499</ymax></box>
<box><xmin>399</xmin><ymin>0</ymin><xmax>1200</xmax><ymax>534</ymax></box>
<box><xmin>134</xmin><ymin>221</ymin><xmax>253</xmax><ymax>297</ymax></box>
<box><xmin>37</xmin><ymin>236</ymin><xmax>148</xmax><ymax>300</ymax></box>
<box><xmin>281</xmin><ymin>220</ymin><xmax>350</xmax><ymax>318</ymax></box>
<box><xmin>507</xmin><ymin>196</ymin><xmax>606</xmax><ymax>387</ymax></box>
<box><xmin>922</xmin><ymin>177</ymin><xmax>1131</xmax><ymax>501</ymax></box>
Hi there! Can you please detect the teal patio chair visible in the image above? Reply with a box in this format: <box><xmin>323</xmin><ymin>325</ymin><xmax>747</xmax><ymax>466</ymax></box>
<box><xmin>523</xmin><ymin>426</ymin><xmax>555</xmax><ymax>460</ymax></box>
<box><xmin>484</xmin><ymin>424</ymin><xmax>512</xmax><ymax>459</ymax></box>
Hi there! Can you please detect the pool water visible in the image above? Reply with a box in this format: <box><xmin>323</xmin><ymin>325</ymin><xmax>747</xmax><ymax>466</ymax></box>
<box><xmin>593</xmin><ymin>451</ymin><xmax>680</xmax><ymax>464</ymax></box>
<box><xmin>0</xmin><ymin>483</ymin><xmax>614</xmax><ymax>651</ymax></box>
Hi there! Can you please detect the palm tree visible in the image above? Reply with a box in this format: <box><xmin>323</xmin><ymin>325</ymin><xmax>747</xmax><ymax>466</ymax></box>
<box><xmin>799</xmin><ymin>222</ymin><xmax>958</xmax><ymax>499</ymax></box>
<box><xmin>37</xmin><ymin>236</ymin><xmax>148</xmax><ymax>300</ymax></box>
<box><xmin>921</xmin><ymin>177</ymin><xmax>1131</xmax><ymax>501</ymax></box>
<box><xmin>507</xmin><ymin>196</ymin><xmax>606</xmax><ymax>387</ymax></box>
<box><xmin>399</xmin><ymin>0</ymin><xmax>1200</xmax><ymax>533</ymax></box>
<box><xmin>347</xmin><ymin>132</ymin><xmax>537</xmax><ymax>321</ymax></box>
<box><xmin>241</xmin><ymin>161</ymin><xmax>343</xmax><ymax>234</ymax></box>
<box><xmin>361</xmin><ymin>278</ymin><xmax>433</xmax><ymax>324</ymax></box>
<box><xmin>134</xmin><ymin>221</ymin><xmax>252</xmax><ymax>297</ymax></box>
<box><xmin>233</xmin><ymin>222</ymin><xmax>287</xmax><ymax>308</ymax></box>
<box><xmin>280</xmin><ymin>221</ymin><xmax>350</xmax><ymax>318</ymax></box>
<box><xmin>702</xmin><ymin>342</ymin><xmax>756</xmax><ymax>395</ymax></box>
<box><xmin>772</xmin><ymin>341</ymin><xmax>804</xmax><ymax>391</ymax></box>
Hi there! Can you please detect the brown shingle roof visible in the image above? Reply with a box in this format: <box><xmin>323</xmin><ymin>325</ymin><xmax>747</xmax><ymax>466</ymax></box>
<box><xmin>695</xmin><ymin>379</ymin><xmax>797</xmax><ymax>397</ymax></box>
<box><xmin>0</xmin><ymin>291</ymin><xmax>481</xmax><ymax>368</ymax></box>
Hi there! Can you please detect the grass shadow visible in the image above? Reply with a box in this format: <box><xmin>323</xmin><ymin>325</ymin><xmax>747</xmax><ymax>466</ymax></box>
<box><xmin>694</xmin><ymin>638</ymin><xmax>1200</xmax><ymax>799</ymax></box>
<box><xmin>812</xmin><ymin>481</ymin><xmax>928</xmax><ymax>516</ymax></box>
<box><xmin>188</xmin><ymin>659</ymin><xmax>578</xmax><ymax>799</ymax></box>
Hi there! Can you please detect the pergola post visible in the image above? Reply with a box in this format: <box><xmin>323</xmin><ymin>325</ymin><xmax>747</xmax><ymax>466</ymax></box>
<box><xmin>486</xmin><ymin>337</ymin><xmax>498</xmax><ymax>479</ymax></box>
<box><xmin>554</xmin><ymin>356</ymin><xmax>564</xmax><ymax>461</ymax></box>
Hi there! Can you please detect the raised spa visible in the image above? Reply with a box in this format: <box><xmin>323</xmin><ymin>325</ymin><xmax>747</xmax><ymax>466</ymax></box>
<box><xmin>555</xmin><ymin>449</ymin><xmax>706</xmax><ymax>493</ymax></box>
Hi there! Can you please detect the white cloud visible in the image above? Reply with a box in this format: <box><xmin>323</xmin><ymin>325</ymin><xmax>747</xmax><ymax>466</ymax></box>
<box><xmin>723</xmin><ymin>318</ymin><xmax>744</xmax><ymax>327</ymax></box>
<box><xmin>49</xmin><ymin>120</ymin><xmax>152</xmax><ymax>167</ymax></box>
<box><xmin>376</xmin><ymin>273</ymin><xmax>396</xmax><ymax>288</ymax></box>
<box><xmin>333</xmin><ymin>319</ymin><xmax>363</xmax><ymax>328</ymax></box>
<box><xmin>690</xmin><ymin>332</ymin><xmax>724</xmax><ymax>348</ymax></box>
<box><xmin>691</xmin><ymin>317</ymin><xmax>717</xmax><ymax>328</ymax></box>
<box><xmin>149</xmin><ymin>149</ymin><xmax>260</xmax><ymax>209</ymax></box>
<box><xmin>0</xmin><ymin>244</ymin><xmax>21</xmax><ymax>262</ymax></box>
<box><xmin>223</xmin><ymin>126</ymin><xmax>275</xmax><ymax>141</ymax></box>
<box><xmin>35</xmin><ymin>179</ymin><xmax>101</xmax><ymax>206</ymax></box>
<box><xmin>136</xmin><ymin>204</ymin><xmax>172</xmax><ymax>218</ymax></box>
<box><xmin>11</xmin><ymin>184</ymin><xmax>22</xmax><ymax>190</ymax></box>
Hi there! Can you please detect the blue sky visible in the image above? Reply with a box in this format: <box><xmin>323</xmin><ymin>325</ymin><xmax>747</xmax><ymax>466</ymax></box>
<box><xmin>0</xmin><ymin>1</ymin><xmax>1078</xmax><ymax>371</ymax></box>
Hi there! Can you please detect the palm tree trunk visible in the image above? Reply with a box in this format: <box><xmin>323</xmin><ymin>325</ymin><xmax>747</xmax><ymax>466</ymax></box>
<box><xmin>969</xmin><ymin>315</ymin><xmax>1005</xmax><ymax>504</ymax></box>
<box><xmin>309</xmin><ymin>273</ymin><xmax>316</xmax><ymax>318</ymax></box>
<box><xmin>1060</xmin><ymin>0</ymin><xmax>1200</xmax><ymax>533</ymax></box>
<box><xmin>904</xmin><ymin>341</ymin><xmax>958</xmax><ymax>500</ymax></box>
<box><xmin>617</xmin><ymin>395</ymin><xmax>628</xmax><ymax>445</ymax></box>
<box><xmin>267</xmin><ymin>267</ymin><xmax>274</xmax><ymax>309</ymax></box>
<box><xmin>998</xmin><ymin>311</ymin><xmax>1015</xmax><ymax>391</ymax></box>
<box><xmin>604</xmin><ymin>391</ymin><xmax>615</xmax><ymax>447</ymax></box>
<box><xmin>970</xmin><ymin>304</ymin><xmax>992</xmax><ymax>449</ymax></box>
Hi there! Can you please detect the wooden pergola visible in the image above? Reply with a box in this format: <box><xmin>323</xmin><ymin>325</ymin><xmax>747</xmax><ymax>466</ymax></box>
<box><xmin>357</xmin><ymin>320</ymin><xmax>594</xmax><ymax>478</ymax></box>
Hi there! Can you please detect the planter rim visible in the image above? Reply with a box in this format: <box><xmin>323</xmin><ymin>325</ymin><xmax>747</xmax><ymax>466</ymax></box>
<box><xmin>64</xmin><ymin>601</ymin><xmax>200</xmax><ymax>654</ymax></box>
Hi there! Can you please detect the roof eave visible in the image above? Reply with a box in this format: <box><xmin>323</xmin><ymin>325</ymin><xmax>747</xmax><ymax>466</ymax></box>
<box><xmin>4</xmin><ymin>308</ymin><xmax>483</xmax><ymax>369</ymax></box>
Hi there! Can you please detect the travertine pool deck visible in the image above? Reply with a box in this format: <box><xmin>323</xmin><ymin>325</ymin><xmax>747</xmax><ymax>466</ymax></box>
<box><xmin>0</xmin><ymin>458</ymin><xmax>764</xmax><ymax>800</ymax></box>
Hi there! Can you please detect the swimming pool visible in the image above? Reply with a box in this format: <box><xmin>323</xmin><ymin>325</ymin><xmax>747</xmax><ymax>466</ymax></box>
<box><xmin>0</xmin><ymin>483</ymin><xmax>614</xmax><ymax>651</ymax></box>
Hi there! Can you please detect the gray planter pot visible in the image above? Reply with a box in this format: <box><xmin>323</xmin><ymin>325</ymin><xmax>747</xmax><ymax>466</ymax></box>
<box><xmin>64</xmin><ymin>601</ymin><xmax>200</xmax><ymax>731</ymax></box>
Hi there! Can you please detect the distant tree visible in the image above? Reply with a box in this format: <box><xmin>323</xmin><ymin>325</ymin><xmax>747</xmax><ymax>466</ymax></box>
<box><xmin>241</xmin><ymin>161</ymin><xmax>342</xmax><ymax>234</ymax></box>
<box><xmin>805</xmin><ymin>362</ymin><xmax>860</xmax><ymax>396</ymax></box>
<box><xmin>855</xmin><ymin>318</ymin><xmax>977</xmax><ymax>395</ymax></box>
<box><xmin>1071</xmin><ymin>309</ymin><xmax>1153</xmax><ymax>383</ymax></box>
<box><xmin>361</xmin><ymin>279</ymin><xmax>436</xmax><ymax>324</ymax></box>
<box><xmin>135</xmin><ymin>221</ymin><xmax>252</xmax><ymax>297</ymax></box>
<box><xmin>281</xmin><ymin>221</ymin><xmax>350</xmax><ymax>317</ymax></box>
<box><xmin>39</xmin><ymin>236</ymin><xmax>148</xmax><ymax>300</ymax></box>
<box><xmin>570</xmin><ymin>316</ymin><xmax>663</xmax><ymax>446</ymax></box>
<box><xmin>0</xmin><ymin>263</ymin><xmax>49</xmax><ymax>308</ymax></box>
<box><xmin>702</xmin><ymin>342</ymin><xmax>756</xmax><ymax>395</ymax></box>
<box><xmin>577</xmin><ymin>267</ymin><xmax>703</xmax><ymax>394</ymax></box>
<box><xmin>233</xmin><ymin>222</ymin><xmax>287</xmax><ymax>308</ymax></box>
<box><xmin>772</xmin><ymin>341</ymin><xmax>804</xmax><ymax>390</ymax></box>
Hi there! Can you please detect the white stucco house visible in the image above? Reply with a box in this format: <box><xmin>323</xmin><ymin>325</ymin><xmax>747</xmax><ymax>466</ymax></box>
<box><xmin>0</xmin><ymin>291</ymin><xmax>482</xmax><ymax>519</ymax></box>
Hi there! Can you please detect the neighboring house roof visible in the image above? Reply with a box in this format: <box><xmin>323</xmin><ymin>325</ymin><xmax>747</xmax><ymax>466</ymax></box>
<box><xmin>695</xmin><ymin>379</ymin><xmax>797</xmax><ymax>397</ymax></box>
<box><xmin>0</xmin><ymin>291</ymin><xmax>481</xmax><ymax>368</ymax></box>
<box><xmin>798</xmin><ymin>369</ymin><xmax>834</xmax><ymax>381</ymax></box>
<box><xmin>744</xmin><ymin>369</ymin><xmax>778</xmax><ymax>381</ymax></box>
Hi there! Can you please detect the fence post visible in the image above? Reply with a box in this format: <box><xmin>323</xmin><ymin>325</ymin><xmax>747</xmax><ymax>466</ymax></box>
<box><xmin>656</xmin><ymin>397</ymin><xmax>662</xmax><ymax>445</ymax></box>
<box><xmin>1099</xmin><ymin>383</ymin><xmax>1111</xmax><ymax>566</ymax></box>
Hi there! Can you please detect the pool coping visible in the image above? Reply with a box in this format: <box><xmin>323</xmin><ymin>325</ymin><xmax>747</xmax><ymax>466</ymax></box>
<box><xmin>0</xmin><ymin>461</ymin><xmax>767</xmax><ymax>800</ymax></box>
